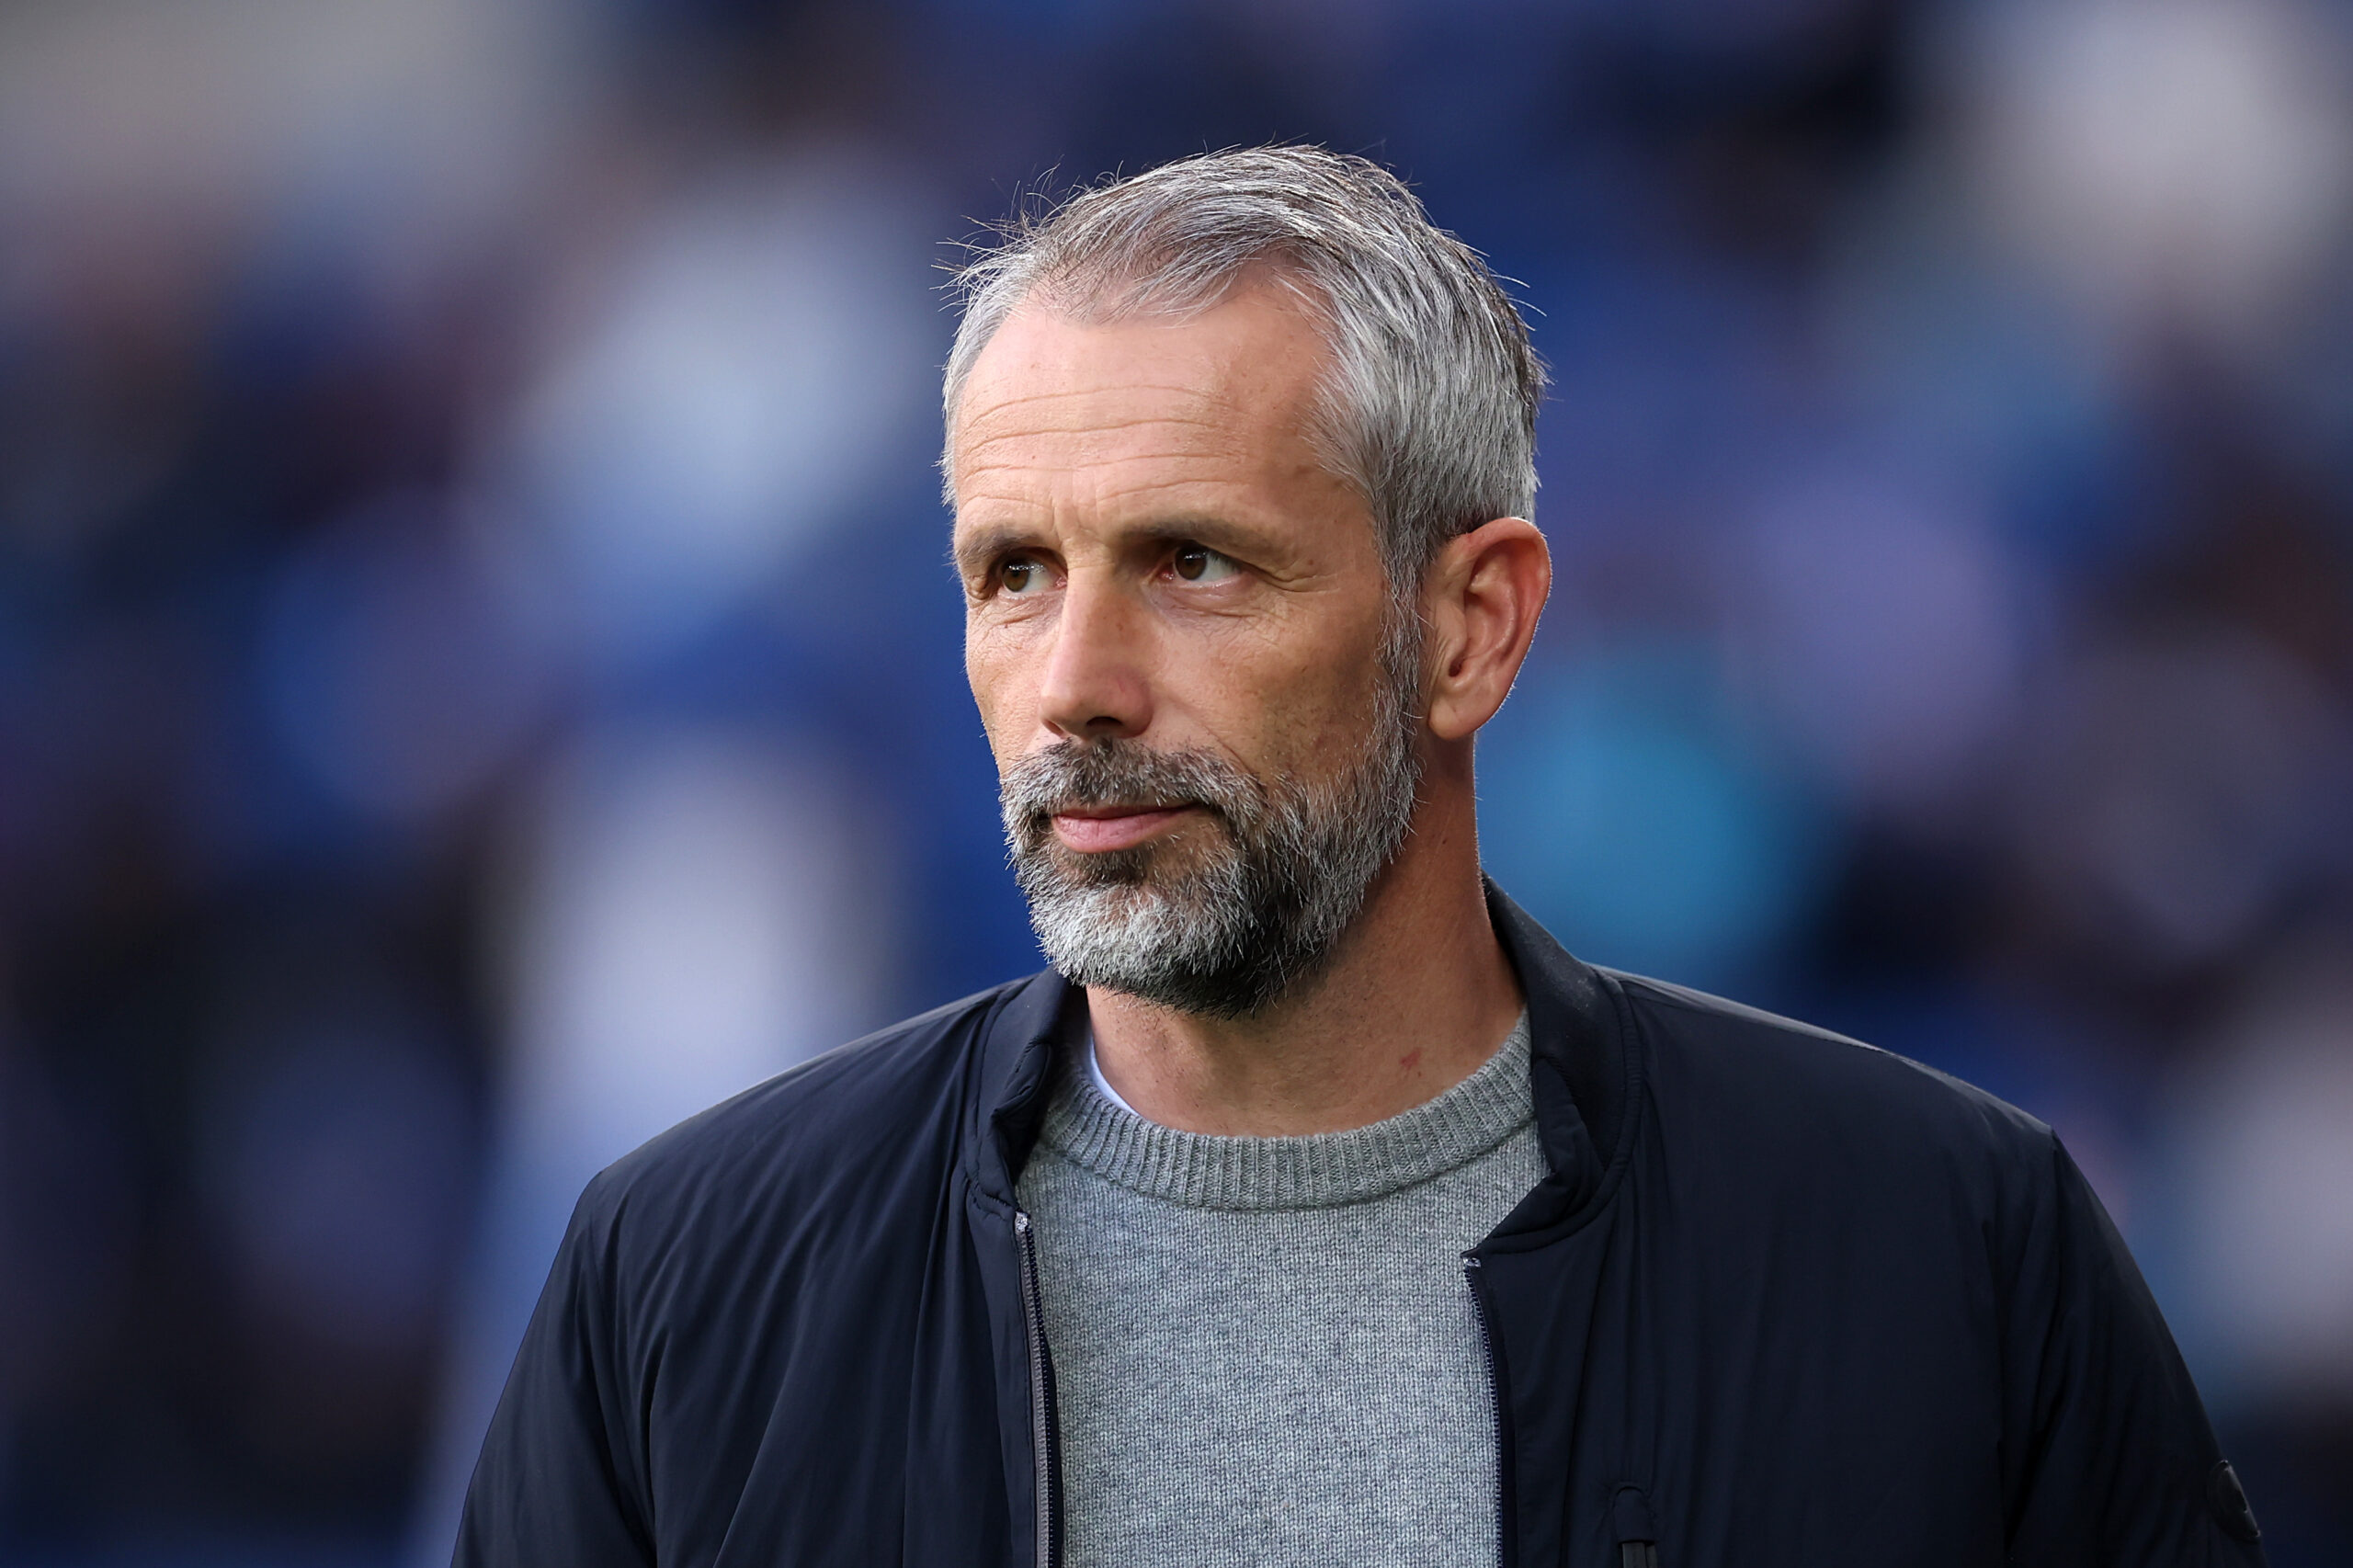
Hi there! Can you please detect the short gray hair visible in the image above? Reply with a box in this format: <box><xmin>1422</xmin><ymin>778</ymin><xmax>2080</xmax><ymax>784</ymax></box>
<box><xmin>941</xmin><ymin>146</ymin><xmax>1545</xmax><ymax>585</ymax></box>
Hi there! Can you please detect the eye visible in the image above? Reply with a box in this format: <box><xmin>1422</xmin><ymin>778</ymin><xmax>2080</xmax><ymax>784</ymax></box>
<box><xmin>996</xmin><ymin>555</ymin><xmax>1052</xmax><ymax>597</ymax></box>
<box><xmin>1171</xmin><ymin>543</ymin><xmax>1240</xmax><ymax>584</ymax></box>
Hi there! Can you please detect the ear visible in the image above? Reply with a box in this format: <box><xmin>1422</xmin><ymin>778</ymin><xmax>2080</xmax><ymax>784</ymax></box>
<box><xmin>1420</xmin><ymin>517</ymin><xmax>1551</xmax><ymax>742</ymax></box>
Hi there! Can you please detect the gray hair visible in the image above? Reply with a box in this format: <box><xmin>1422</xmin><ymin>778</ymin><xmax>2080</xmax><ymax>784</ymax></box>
<box><xmin>941</xmin><ymin>146</ymin><xmax>1545</xmax><ymax>585</ymax></box>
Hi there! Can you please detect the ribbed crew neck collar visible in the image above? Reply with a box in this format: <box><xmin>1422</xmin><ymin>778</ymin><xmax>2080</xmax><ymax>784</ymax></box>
<box><xmin>1037</xmin><ymin>1013</ymin><xmax>1534</xmax><ymax>1211</ymax></box>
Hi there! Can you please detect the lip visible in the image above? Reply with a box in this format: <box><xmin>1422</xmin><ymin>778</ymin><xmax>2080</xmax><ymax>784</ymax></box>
<box><xmin>1050</xmin><ymin>804</ymin><xmax>1197</xmax><ymax>853</ymax></box>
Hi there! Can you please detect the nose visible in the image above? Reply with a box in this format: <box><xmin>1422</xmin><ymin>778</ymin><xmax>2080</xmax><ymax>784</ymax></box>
<box><xmin>1035</xmin><ymin>573</ymin><xmax>1153</xmax><ymax>741</ymax></box>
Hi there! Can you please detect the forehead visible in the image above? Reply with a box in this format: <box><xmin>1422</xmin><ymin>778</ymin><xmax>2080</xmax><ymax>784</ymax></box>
<box><xmin>949</xmin><ymin>283</ymin><xmax>1339</xmax><ymax>517</ymax></box>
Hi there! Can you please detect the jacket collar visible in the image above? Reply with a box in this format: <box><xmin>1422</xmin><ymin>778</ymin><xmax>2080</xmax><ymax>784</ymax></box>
<box><xmin>967</xmin><ymin>879</ymin><xmax>1633</xmax><ymax>1225</ymax></box>
<box><xmin>966</xmin><ymin>967</ymin><xmax>1075</xmax><ymax>1210</ymax></box>
<box><xmin>1483</xmin><ymin>880</ymin><xmax>1637</xmax><ymax>1239</ymax></box>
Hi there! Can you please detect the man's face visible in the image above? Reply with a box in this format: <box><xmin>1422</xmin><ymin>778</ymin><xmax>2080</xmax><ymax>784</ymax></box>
<box><xmin>950</xmin><ymin>281</ymin><xmax>1422</xmax><ymax>1016</ymax></box>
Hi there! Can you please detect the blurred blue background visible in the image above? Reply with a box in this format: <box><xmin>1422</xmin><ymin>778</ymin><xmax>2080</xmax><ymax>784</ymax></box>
<box><xmin>2</xmin><ymin>0</ymin><xmax>2350</xmax><ymax>1562</ymax></box>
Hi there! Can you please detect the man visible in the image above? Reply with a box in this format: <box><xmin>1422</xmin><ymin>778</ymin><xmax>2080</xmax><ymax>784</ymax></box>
<box><xmin>456</xmin><ymin>147</ymin><xmax>2265</xmax><ymax>1567</ymax></box>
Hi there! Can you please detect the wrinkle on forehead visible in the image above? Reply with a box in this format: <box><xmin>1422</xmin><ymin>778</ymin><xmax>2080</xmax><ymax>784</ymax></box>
<box><xmin>953</xmin><ymin>416</ymin><xmax>1337</xmax><ymax>529</ymax></box>
<box><xmin>959</xmin><ymin>396</ymin><xmax>1247</xmax><ymax>461</ymax></box>
<box><xmin>947</xmin><ymin>286</ymin><xmax>1334</xmax><ymax>505</ymax></box>
<box><xmin>955</xmin><ymin>415</ymin><xmax>1265</xmax><ymax>500</ymax></box>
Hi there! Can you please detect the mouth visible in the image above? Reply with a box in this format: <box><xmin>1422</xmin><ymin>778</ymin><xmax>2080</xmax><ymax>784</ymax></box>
<box><xmin>1049</xmin><ymin>803</ymin><xmax>1201</xmax><ymax>854</ymax></box>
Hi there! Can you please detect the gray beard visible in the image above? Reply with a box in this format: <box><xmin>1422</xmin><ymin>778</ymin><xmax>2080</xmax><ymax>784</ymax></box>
<box><xmin>998</xmin><ymin>631</ymin><xmax>1424</xmax><ymax>1019</ymax></box>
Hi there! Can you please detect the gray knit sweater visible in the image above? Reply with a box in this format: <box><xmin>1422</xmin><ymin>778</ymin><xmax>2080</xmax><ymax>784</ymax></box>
<box><xmin>1015</xmin><ymin>1015</ymin><xmax>1543</xmax><ymax>1567</ymax></box>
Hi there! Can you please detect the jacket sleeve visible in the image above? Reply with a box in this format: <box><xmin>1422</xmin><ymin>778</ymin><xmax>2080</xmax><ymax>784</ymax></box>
<box><xmin>2002</xmin><ymin>1135</ymin><xmax>2268</xmax><ymax>1565</ymax></box>
<box><xmin>453</xmin><ymin>1181</ymin><xmax>655</xmax><ymax>1568</ymax></box>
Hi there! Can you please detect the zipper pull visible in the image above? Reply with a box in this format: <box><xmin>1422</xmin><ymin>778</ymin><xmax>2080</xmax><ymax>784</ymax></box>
<box><xmin>1613</xmin><ymin>1484</ymin><xmax>1659</xmax><ymax>1568</ymax></box>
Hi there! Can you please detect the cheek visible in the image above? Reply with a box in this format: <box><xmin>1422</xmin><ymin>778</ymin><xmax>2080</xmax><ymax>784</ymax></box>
<box><xmin>964</xmin><ymin>624</ymin><xmax>1030</xmax><ymax>756</ymax></box>
<box><xmin>1181</xmin><ymin>607</ymin><xmax>1391</xmax><ymax>762</ymax></box>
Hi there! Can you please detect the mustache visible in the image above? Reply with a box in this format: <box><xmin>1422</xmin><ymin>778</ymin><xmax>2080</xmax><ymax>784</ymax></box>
<box><xmin>998</xmin><ymin>739</ymin><xmax>1266</xmax><ymax>837</ymax></box>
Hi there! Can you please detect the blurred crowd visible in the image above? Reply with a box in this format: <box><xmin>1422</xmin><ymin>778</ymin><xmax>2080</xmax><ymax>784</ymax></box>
<box><xmin>2</xmin><ymin>0</ymin><xmax>2350</xmax><ymax>1562</ymax></box>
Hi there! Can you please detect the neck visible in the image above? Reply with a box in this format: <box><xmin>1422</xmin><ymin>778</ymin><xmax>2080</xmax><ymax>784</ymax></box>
<box><xmin>1086</xmin><ymin>758</ymin><xmax>1522</xmax><ymax>1136</ymax></box>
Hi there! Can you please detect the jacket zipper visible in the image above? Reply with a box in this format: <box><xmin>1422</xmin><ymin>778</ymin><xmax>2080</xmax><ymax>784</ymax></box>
<box><xmin>1013</xmin><ymin>1210</ymin><xmax>1058</xmax><ymax>1568</ymax></box>
<box><xmin>1464</xmin><ymin>1253</ymin><xmax>1513</xmax><ymax>1568</ymax></box>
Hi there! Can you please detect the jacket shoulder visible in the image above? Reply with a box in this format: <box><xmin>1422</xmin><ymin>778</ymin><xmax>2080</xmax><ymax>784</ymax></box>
<box><xmin>1608</xmin><ymin>969</ymin><xmax>2056</xmax><ymax>1174</ymax></box>
<box><xmin>571</xmin><ymin>976</ymin><xmax>1037</xmax><ymax>1247</ymax></box>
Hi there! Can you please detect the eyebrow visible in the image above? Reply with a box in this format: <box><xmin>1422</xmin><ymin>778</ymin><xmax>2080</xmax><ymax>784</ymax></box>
<box><xmin>949</xmin><ymin>520</ymin><xmax>1037</xmax><ymax>578</ymax></box>
<box><xmin>951</xmin><ymin>511</ymin><xmax>1280</xmax><ymax>578</ymax></box>
<box><xmin>1126</xmin><ymin>512</ymin><xmax>1276</xmax><ymax>559</ymax></box>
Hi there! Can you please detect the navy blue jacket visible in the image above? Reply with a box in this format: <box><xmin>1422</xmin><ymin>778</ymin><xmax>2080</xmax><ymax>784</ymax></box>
<box><xmin>455</xmin><ymin>888</ymin><xmax>2266</xmax><ymax>1566</ymax></box>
